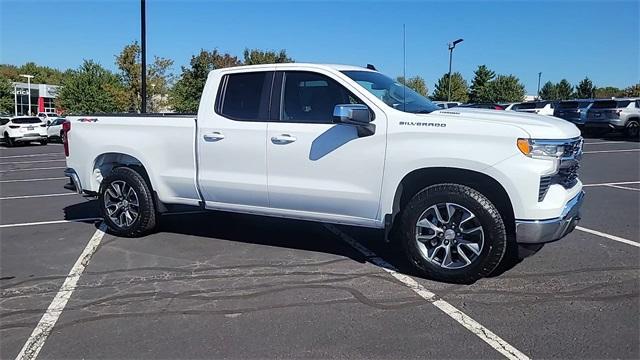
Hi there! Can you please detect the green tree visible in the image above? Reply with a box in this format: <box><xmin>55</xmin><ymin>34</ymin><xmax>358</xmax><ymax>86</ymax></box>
<box><xmin>575</xmin><ymin>77</ymin><xmax>595</xmax><ymax>99</ymax></box>
<box><xmin>556</xmin><ymin>79</ymin><xmax>574</xmax><ymax>100</ymax></box>
<box><xmin>484</xmin><ymin>75</ymin><xmax>526</xmax><ymax>103</ymax></box>
<box><xmin>57</xmin><ymin>60</ymin><xmax>128</xmax><ymax>113</ymax></box>
<box><xmin>623</xmin><ymin>83</ymin><xmax>640</xmax><ymax>97</ymax></box>
<box><xmin>0</xmin><ymin>63</ymin><xmax>66</xmax><ymax>84</ymax></box>
<box><xmin>539</xmin><ymin>81</ymin><xmax>558</xmax><ymax>100</ymax></box>
<box><xmin>594</xmin><ymin>86</ymin><xmax>623</xmax><ymax>98</ymax></box>
<box><xmin>469</xmin><ymin>65</ymin><xmax>496</xmax><ymax>102</ymax></box>
<box><xmin>0</xmin><ymin>76</ymin><xmax>14</xmax><ymax>114</ymax></box>
<box><xmin>170</xmin><ymin>50</ymin><xmax>241</xmax><ymax>112</ymax></box>
<box><xmin>397</xmin><ymin>75</ymin><xmax>428</xmax><ymax>96</ymax></box>
<box><xmin>115</xmin><ymin>41</ymin><xmax>174</xmax><ymax>112</ymax></box>
<box><xmin>431</xmin><ymin>72</ymin><xmax>469</xmax><ymax>102</ymax></box>
<box><xmin>243</xmin><ymin>48</ymin><xmax>293</xmax><ymax>65</ymax></box>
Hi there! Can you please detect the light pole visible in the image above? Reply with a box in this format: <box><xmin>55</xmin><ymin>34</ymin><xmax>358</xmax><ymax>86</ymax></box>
<box><xmin>19</xmin><ymin>74</ymin><xmax>34</xmax><ymax>115</ymax></box>
<box><xmin>537</xmin><ymin>72</ymin><xmax>542</xmax><ymax>100</ymax></box>
<box><xmin>141</xmin><ymin>0</ymin><xmax>147</xmax><ymax>113</ymax></box>
<box><xmin>13</xmin><ymin>84</ymin><xmax>18</xmax><ymax>116</ymax></box>
<box><xmin>447</xmin><ymin>38</ymin><xmax>464</xmax><ymax>101</ymax></box>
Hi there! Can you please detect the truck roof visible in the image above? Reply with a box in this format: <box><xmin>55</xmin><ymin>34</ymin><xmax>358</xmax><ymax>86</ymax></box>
<box><xmin>210</xmin><ymin>63</ymin><xmax>375</xmax><ymax>74</ymax></box>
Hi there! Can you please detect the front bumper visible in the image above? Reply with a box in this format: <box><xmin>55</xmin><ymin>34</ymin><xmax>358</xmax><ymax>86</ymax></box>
<box><xmin>515</xmin><ymin>191</ymin><xmax>585</xmax><ymax>244</ymax></box>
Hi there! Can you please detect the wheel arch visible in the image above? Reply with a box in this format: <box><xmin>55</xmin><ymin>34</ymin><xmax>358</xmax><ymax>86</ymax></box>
<box><xmin>93</xmin><ymin>152</ymin><xmax>154</xmax><ymax>192</ymax></box>
<box><xmin>389</xmin><ymin>167</ymin><xmax>515</xmax><ymax>237</ymax></box>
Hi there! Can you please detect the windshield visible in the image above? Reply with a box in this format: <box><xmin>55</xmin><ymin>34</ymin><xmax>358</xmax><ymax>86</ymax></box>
<box><xmin>342</xmin><ymin>71</ymin><xmax>440</xmax><ymax>114</ymax></box>
<box><xmin>12</xmin><ymin>117</ymin><xmax>42</xmax><ymax>124</ymax></box>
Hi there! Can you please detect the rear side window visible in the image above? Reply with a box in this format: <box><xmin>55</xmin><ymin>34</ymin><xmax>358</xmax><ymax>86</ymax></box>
<box><xmin>12</xmin><ymin>117</ymin><xmax>42</xmax><ymax>124</ymax></box>
<box><xmin>218</xmin><ymin>72</ymin><xmax>272</xmax><ymax>121</ymax></box>
<box><xmin>515</xmin><ymin>103</ymin><xmax>536</xmax><ymax>110</ymax></box>
<box><xmin>616</xmin><ymin>100</ymin><xmax>631</xmax><ymax>108</ymax></box>
<box><xmin>558</xmin><ymin>101</ymin><xmax>579</xmax><ymax>109</ymax></box>
<box><xmin>0</xmin><ymin>118</ymin><xmax>9</xmax><ymax>125</ymax></box>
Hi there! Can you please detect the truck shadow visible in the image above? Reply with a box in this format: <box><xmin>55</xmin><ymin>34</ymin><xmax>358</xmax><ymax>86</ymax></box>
<box><xmin>63</xmin><ymin>200</ymin><xmax>523</xmax><ymax>284</ymax></box>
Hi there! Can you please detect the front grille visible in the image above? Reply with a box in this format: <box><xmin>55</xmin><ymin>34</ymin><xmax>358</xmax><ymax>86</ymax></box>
<box><xmin>538</xmin><ymin>137</ymin><xmax>583</xmax><ymax>202</ymax></box>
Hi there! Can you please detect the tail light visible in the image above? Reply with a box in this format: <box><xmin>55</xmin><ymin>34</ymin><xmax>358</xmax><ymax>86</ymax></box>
<box><xmin>40</xmin><ymin>124</ymin><xmax>47</xmax><ymax>127</ymax></box>
<box><xmin>62</xmin><ymin>121</ymin><xmax>71</xmax><ymax>157</ymax></box>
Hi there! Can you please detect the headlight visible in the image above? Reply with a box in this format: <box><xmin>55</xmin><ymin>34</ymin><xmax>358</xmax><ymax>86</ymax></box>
<box><xmin>517</xmin><ymin>138</ymin><xmax>565</xmax><ymax>159</ymax></box>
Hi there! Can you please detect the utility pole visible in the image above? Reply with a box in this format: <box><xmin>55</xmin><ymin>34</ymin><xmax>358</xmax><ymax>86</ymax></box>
<box><xmin>19</xmin><ymin>74</ymin><xmax>34</xmax><ymax>115</ymax></box>
<box><xmin>537</xmin><ymin>72</ymin><xmax>542</xmax><ymax>100</ymax></box>
<box><xmin>447</xmin><ymin>39</ymin><xmax>463</xmax><ymax>101</ymax></box>
<box><xmin>141</xmin><ymin>0</ymin><xmax>147</xmax><ymax>113</ymax></box>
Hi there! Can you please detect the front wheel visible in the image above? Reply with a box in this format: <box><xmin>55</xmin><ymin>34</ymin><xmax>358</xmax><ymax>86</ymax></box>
<box><xmin>40</xmin><ymin>139</ymin><xmax>48</xmax><ymax>145</ymax></box>
<box><xmin>99</xmin><ymin>167</ymin><xmax>157</xmax><ymax>237</ymax></box>
<box><xmin>400</xmin><ymin>184</ymin><xmax>507</xmax><ymax>283</ymax></box>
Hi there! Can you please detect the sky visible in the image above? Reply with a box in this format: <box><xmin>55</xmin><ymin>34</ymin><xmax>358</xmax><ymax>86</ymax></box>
<box><xmin>1</xmin><ymin>0</ymin><xmax>638</xmax><ymax>94</ymax></box>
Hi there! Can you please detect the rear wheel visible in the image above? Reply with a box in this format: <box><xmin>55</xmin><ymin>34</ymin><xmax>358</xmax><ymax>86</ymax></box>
<box><xmin>400</xmin><ymin>183</ymin><xmax>507</xmax><ymax>283</ymax></box>
<box><xmin>99</xmin><ymin>167</ymin><xmax>157</xmax><ymax>237</ymax></box>
<box><xmin>625</xmin><ymin>120</ymin><xmax>639</xmax><ymax>139</ymax></box>
<box><xmin>40</xmin><ymin>139</ymin><xmax>48</xmax><ymax>145</ymax></box>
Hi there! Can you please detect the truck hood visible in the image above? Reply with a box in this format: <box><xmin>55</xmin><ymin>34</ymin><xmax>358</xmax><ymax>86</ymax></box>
<box><xmin>428</xmin><ymin>107</ymin><xmax>581</xmax><ymax>139</ymax></box>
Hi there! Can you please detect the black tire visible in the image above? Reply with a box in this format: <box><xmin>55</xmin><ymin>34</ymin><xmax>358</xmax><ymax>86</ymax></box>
<box><xmin>4</xmin><ymin>133</ymin><xmax>14</xmax><ymax>147</ymax></box>
<box><xmin>59</xmin><ymin>130</ymin><xmax>64</xmax><ymax>143</ymax></box>
<box><xmin>400</xmin><ymin>183</ymin><xmax>507</xmax><ymax>283</ymax></box>
<box><xmin>40</xmin><ymin>139</ymin><xmax>48</xmax><ymax>145</ymax></box>
<box><xmin>625</xmin><ymin>120</ymin><xmax>639</xmax><ymax>139</ymax></box>
<box><xmin>99</xmin><ymin>167</ymin><xmax>157</xmax><ymax>237</ymax></box>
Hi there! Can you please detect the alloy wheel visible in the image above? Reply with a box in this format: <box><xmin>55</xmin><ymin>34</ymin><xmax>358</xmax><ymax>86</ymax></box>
<box><xmin>103</xmin><ymin>180</ymin><xmax>140</xmax><ymax>228</ymax></box>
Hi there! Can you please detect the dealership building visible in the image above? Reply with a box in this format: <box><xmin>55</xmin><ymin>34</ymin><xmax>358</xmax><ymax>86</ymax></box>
<box><xmin>11</xmin><ymin>82</ymin><xmax>60</xmax><ymax>116</ymax></box>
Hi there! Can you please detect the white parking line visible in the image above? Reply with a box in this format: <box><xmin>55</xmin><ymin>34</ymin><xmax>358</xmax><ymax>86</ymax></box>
<box><xmin>0</xmin><ymin>159</ymin><xmax>66</xmax><ymax>165</ymax></box>
<box><xmin>0</xmin><ymin>193</ymin><xmax>76</xmax><ymax>200</ymax></box>
<box><xmin>583</xmin><ymin>149</ymin><xmax>640</xmax><ymax>154</ymax></box>
<box><xmin>576</xmin><ymin>226</ymin><xmax>640</xmax><ymax>248</ymax></box>
<box><xmin>0</xmin><ymin>166</ymin><xmax>65</xmax><ymax>173</ymax></box>
<box><xmin>0</xmin><ymin>153</ymin><xmax>63</xmax><ymax>159</ymax></box>
<box><xmin>323</xmin><ymin>224</ymin><xmax>529</xmax><ymax>360</ymax></box>
<box><xmin>0</xmin><ymin>177</ymin><xmax>66</xmax><ymax>183</ymax></box>
<box><xmin>0</xmin><ymin>218</ymin><xmax>102</xmax><ymax>229</ymax></box>
<box><xmin>582</xmin><ymin>181</ymin><xmax>640</xmax><ymax>187</ymax></box>
<box><xmin>15</xmin><ymin>223</ymin><xmax>106</xmax><ymax>360</ymax></box>
<box><xmin>606</xmin><ymin>184</ymin><xmax>640</xmax><ymax>192</ymax></box>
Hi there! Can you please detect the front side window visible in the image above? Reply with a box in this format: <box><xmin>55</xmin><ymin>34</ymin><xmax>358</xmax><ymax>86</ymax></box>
<box><xmin>280</xmin><ymin>71</ymin><xmax>364</xmax><ymax>123</ymax></box>
<box><xmin>219</xmin><ymin>71</ymin><xmax>270</xmax><ymax>121</ymax></box>
<box><xmin>342</xmin><ymin>70</ymin><xmax>439</xmax><ymax>114</ymax></box>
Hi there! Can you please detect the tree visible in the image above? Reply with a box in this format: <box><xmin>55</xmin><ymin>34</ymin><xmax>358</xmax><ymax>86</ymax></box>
<box><xmin>243</xmin><ymin>48</ymin><xmax>293</xmax><ymax>65</ymax></box>
<box><xmin>575</xmin><ymin>77</ymin><xmax>595</xmax><ymax>99</ymax></box>
<box><xmin>170</xmin><ymin>50</ymin><xmax>241</xmax><ymax>112</ymax></box>
<box><xmin>431</xmin><ymin>72</ymin><xmax>469</xmax><ymax>102</ymax></box>
<box><xmin>469</xmin><ymin>65</ymin><xmax>495</xmax><ymax>102</ymax></box>
<box><xmin>623</xmin><ymin>83</ymin><xmax>640</xmax><ymax>97</ymax></box>
<box><xmin>57</xmin><ymin>60</ymin><xmax>128</xmax><ymax>113</ymax></box>
<box><xmin>116</xmin><ymin>41</ymin><xmax>174</xmax><ymax>112</ymax></box>
<box><xmin>397</xmin><ymin>75</ymin><xmax>428</xmax><ymax>96</ymax></box>
<box><xmin>539</xmin><ymin>81</ymin><xmax>558</xmax><ymax>100</ymax></box>
<box><xmin>0</xmin><ymin>76</ymin><xmax>14</xmax><ymax>114</ymax></box>
<box><xmin>484</xmin><ymin>75</ymin><xmax>526</xmax><ymax>103</ymax></box>
<box><xmin>594</xmin><ymin>86</ymin><xmax>623</xmax><ymax>98</ymax></box>
<box><xmin>556</xmin><ymin>79</ymin><xmax>574</xmax><ymax>100</ymax></box>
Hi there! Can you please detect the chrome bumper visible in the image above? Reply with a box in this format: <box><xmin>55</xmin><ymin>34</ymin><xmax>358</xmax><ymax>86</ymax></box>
<box><xmin>515</xmin><ymin>191</ymin><xmax>585</xmax><ymax>244</ymax></box>
<box><xmin>64</xmin><ymin>168</ymin><xmax>83</xmax><ymax>195</ymax></box>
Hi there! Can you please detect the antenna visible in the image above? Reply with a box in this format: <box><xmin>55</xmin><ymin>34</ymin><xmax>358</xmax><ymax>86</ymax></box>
<box><xmin>403</xmin><ymin>23</ymin><xmax>406</xmax><ymax>112</ymax></box>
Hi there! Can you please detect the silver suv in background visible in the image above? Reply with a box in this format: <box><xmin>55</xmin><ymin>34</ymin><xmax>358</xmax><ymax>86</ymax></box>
<box><xmin>584</xmin><ymin>99</ymin><xmax>640</xmax><ymax>138</ymax></box>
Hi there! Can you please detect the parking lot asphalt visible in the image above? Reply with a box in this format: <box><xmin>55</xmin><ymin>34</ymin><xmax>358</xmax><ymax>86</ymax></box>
<box><xmin>1</xmin><ymin>136</ymin><xmax>638</xmax><ymax>359</ymax></box>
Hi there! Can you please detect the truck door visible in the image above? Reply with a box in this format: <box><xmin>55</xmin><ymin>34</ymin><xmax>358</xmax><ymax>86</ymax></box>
<box><xmin>266</xmin><ymin>70</ymin><xmax>386</xmax><ymax>221</ymax></box>
<box><xmin>197</xmin><ymin>70</ymin><xmax>273</xmax><ymax>208</ymax></box>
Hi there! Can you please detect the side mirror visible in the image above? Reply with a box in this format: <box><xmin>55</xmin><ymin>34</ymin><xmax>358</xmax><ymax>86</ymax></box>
<box><xmin>332</xmin><ymin>104</ymin><xmax>375</xmax><ymax>137</ymax></box>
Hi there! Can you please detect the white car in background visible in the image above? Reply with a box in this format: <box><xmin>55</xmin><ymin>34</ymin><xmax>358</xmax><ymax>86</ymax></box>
<box><xmin>47</xmin><ymin>117</ymin><xmax>67</xmax><ymax>142</ymax></box>
<box><xmin>506</xmin><ymin>101</ymin><xmax>556</xmax><ymax>116</ymax></box>
<box><xmin>38</xmin><ymin>112</ymin><xmax>61</xmax><ymax>125</ymax></box>
<box><xmin>433</xmin><ymin>101</ymin><xmax>462</xmax><ymax>109</ymax></box>
<box><xmin>1</xmin><ymin>116</ymin><xmax>48</xmax><ymax>146</ymax></box>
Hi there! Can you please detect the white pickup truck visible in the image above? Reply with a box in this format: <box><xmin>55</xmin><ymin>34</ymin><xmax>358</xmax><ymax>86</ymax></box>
<box><xmin>64</xmin><ymin>63</ymin><xmax>584</xmax><ymax>282</ymax></box>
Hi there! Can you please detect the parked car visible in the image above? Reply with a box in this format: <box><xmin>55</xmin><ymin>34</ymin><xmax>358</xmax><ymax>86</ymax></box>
<box><xmin>1</xmin><ymin>116</ymin><xmax>48</xmax><ymax>146</ymax></box>
<box><xmin>583</xmin><ymin>99</ymin><xmax>640</xmax><ymax>138</ymax></box>
<box><xmin>553</xmin><ymin>100</ymin><xmax>593</xmax><ymax>125</ymax></box>
<box><xmin>38</xmin><ymin>112</ymin><xmax>60</xmax><ymax>124</ymax></box>
<box><xmin>64</xmin><ymin>63</ymin><xmax>584</xmax><ymax>283</ymax></box>
<box><xmin>47</xmin><ymin>117</ymin><xmax>68</xmax><ymax>142</ymax></box>
<box><xmin>458</xmin><ymin>103</ymin><xmax>505</xmax><ymax>110</ymax></box>
<box><xmin>506</xmin><ymin>101</ymin><xmax>556</xmax><ymax>116</ymax></box>
<box><xmin>433</xmin><ymin>101</ymin><xmax>461</xmax><ymax>109</ymax></box>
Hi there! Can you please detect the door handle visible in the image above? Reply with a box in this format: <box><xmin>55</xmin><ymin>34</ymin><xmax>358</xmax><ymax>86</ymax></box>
<box><xmin>203</xmin><ymin>132</ymin><xmax>225</xmax><ymax>142</ymax></box>
<box><xmin>271</xmin><ymin>134</ymin><xmax>296</xmax><ymax>144</ymax></box>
